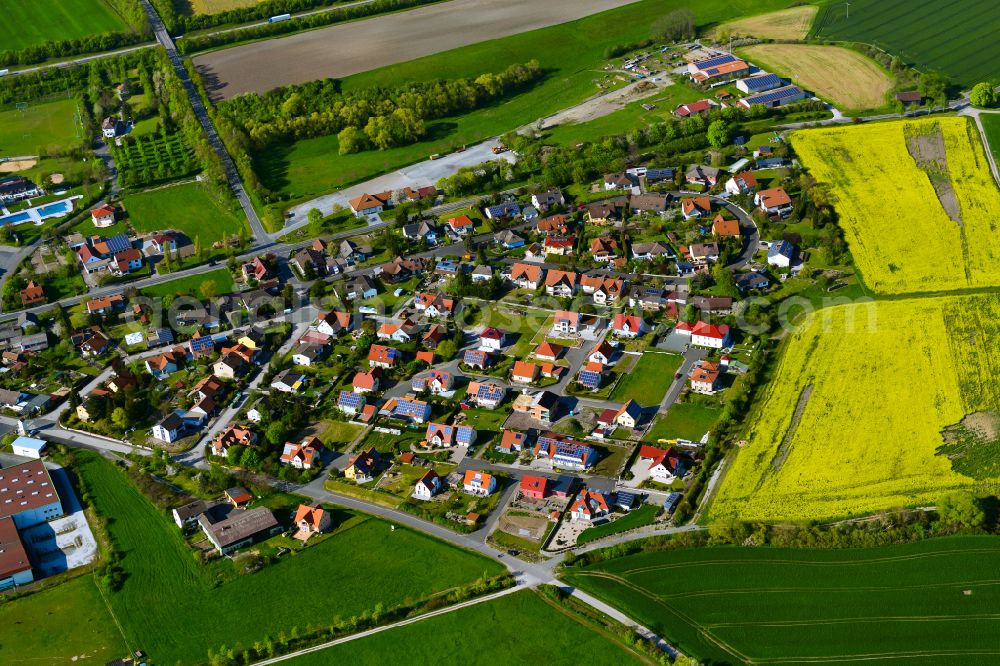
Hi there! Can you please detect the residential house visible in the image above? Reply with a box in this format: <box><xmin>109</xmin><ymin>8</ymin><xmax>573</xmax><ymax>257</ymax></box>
<box><xmin>377</xmin><ymin>319</ymin><xmax>420</xmax><ymax>343</ymax></box>
<box><xmin>630</xmin><ymin>194</ymin><xmax>669</xmax><ymax>216</ymax></box>
<box><xmin>172</xmin><ymin>499</ymin><xmax>208</xmax><ymax>530</ymax></box>
<box><xmin>462</xmin><ymin>470</ymin><xmax>496</xmax><ymax>496</ymax></box>
<box><xmin>577</xmin><ymin>362</ymin><xmax>604</xmax><ymax>390</ymax></box>
<box><xmin>91</xmin><ymin>204</ymin><xmax>116</xmax><ymax>228</ymax></box>
<box><xmin>612</xmin><ymin>313</ymin><xmax>644</xmax><ymax>338</ymax></box>
<box><xmin>510</xmin><ymin>263</ymin><xmax>544</xmax><ymax>290</ymax></box>
<box><xmin>19</xmin><ymin>281</ymin><xmax>45</xmax><ymax>307</ymax></box>
<box><xmin>211</xmin><ymin>425</ymin><xmax>257</xmax><ymax>458</ymax></box>
<box><xmin>569</xmin><ymin>490</ymin><xmax>610</xmax><ymax>522</ymax></box>
<box><xmin>414</xmin><ymin>292</ymin><xmax>454</xmax><ymax>318</ymax></box>
<box><xmin>767</xmin><ymin>240</ymin><xmax>797</xmax><ymax>267</ymax></box>
<box><xmin>281</xmin><ymin>437</ymin><xmax>322</xmax><ymax>469</ymax></box>
<box><xmin>533</xmin><ymin>342</ymin><xmax>563</xmax><ymax>363</ymax></box>
<box><xmin>495</xmin><ymin>229</ymin><xmax>525</xmax><ymax>249</ymax></box>
<box><xmin>690</xmin><ymin>295</ymin><xmax>733</xmax><ymax>314</ymax></box>
<box><xmin>538</xmin><ymin>213</ymin><xmax>572</xmax><ymax>234</ymax></box>
<box><xmin>368</xmin><ymin>344</ymin><xmax>401</xmax><ymax>369</ymax></box>
<box><xmin>736</xmin><ymin>271</ymin><xmax>771</xmax><ymax>293</ymax></box>
<box><xmin>411</xmin><ymin>369</ymin><xmax>455</xmax><ymax>394</ymax></box>
<box><xmin>191</xmin><ymin>375</ymin><xmax>224</xmax><ymax>402</ymax></box>
<box><xmin>293</xmin><ymin>504</ymin><xmax>332</xmax><ymax>539</ymax></box>
<box><xmin>402</xmin><ymin>220</ymin><xmax>438</xmax><ymax>244</ymax></box>
<box><xmin>725</xmin><ymin>171</ymin><xmax>758</xmax><ymax>195</ymax></box>
<box><xmin>316</xmin><ymin>310</ymin><xmax>356</xmax><ymax>336</ymax></box>
<box><xmin>589</xmin><ymin>340</ymin><xmax>614</xmax><ymax>366</ymax></box>
<box><xmin>271</xmin><ymin>368</ymin><xmax>307</xmax><ymax>393</ymax></box>
<box><xmin>686</xmin><ymin>242</ymin><xmax>720</xmax><ymax>266</ymax></box>
<box><xmin>631</xmin><ymin>241</ymin><xmax>672</xmax><ymax>262</ymax></box>
<box><xmin>336</xmin><ymin>390</ymin><xmax>367</xmax><ymax>416</ymax></box>
<box><xmin>498</xmin><ymin>430</ymin><xmax>528</xmax><ymax>455</ymax></box>
<box><xmin>352</xmin><ymin>368</ymin><xmax>382</xmax><ymax>393</ymax></box>
<box><xmin>615</xmin><ymin>399</ymin><xmax>642</xmax><ymax>429</ymax></box>
<box><xmin>199</xmin><ymin>507</ymin><xmax>281</xmax><ymax>555</ymax></box>
<box><xmin>348</xmin><ymin>192</ymin><xmax>389</xmax><ymax>217</ymax></box>
<box><xmin>188</xmin><ymin>332</ymin><xmax>216</xmax><ymax>359</ymax></box>
<box><xmin>545</xmin><ymin>269</ymin><xmax>578</xmax><ymax>297</ymax></box>
<box><xmin>590</xmin><ymin>237</ymin><xmax>618</xmax><ymax>262</ymax></box>
<box><xmin>344</xmin><ymin>447</ymin><xmax>380</xmax><ymax>482</ymax></box>
<box><xmin>422</xmin><ymin>324</ymin><xmax>446</xmax><ymax>350</ymax></box>
<box><xmin>344</xmin><ymin>275</ymin><xmax>378</xmax><ymax>301</ymax></box>
<box><xmin>755</xmin><ymin>187</ymin><xmax>794</xmax><ymax>217</ymax></box>
<box><xmin>640</xmin><ymin>446</ymin><xmax>687</xmax><ymax>484</ymax></box>
<box><xmin>425</xmin><ymin>423</ymin><xmax>476</xmax><ymax>448</ymax></box>
<box><xmin>471</xmin><ymin>265</ymin><xmax>493</xmax><ymax>283</ymax></box>
<box><xmin>512</xmin><ymin>360</ymin><xmax>540</xmax><ymax>384</ymax></box>
<box><xmin>534</xmin><ymin>432</ymin><xmax>595</xmax><ymax>470</ymax></box>
<box><xmin>685</xmin><ymin>165</ymin><xmax>721</xmax><ymax>188</ymax></box>
<box><xmin>585</xmin><ymin>201</ymin><xmax>622</xmax><ymax>225</ymax></box>
<box><xmin>689</xmin><ymin>361</ymin><xmax>723</xmax><ymax>394</ymax></box>
<box><xmin>483</xmin><ymin>201</ymin><xmax>520</xmax><ymax>220</ymax></box>
<box><xmin>520</xmin><ymin>474</ymin><xmax>548</xmax><ymax>500</ymax></box>
<box><xmin>552</xmin><ymin>310</ymin><xmax>580</xmax><ymax>334</ymax></box>
<box><xmin>603</xmin><ymin>172</ymin><xmax>635</xmax><ymax>191</ymax></box>
<box><xmin>378</xmin><ymin>396</ymin><xmax>432</xmax><ymax>423</ymax></box>
<box><xmin>531</xmin><ymin>188</ymin><xmax>565</xmax><ymax>210</ymax></box>
<box><xmin>412</xmin><ymin>470</ymin><xmax>442</xmax><ymax>500</ymax></box>
<box><xmin>711</xmin><ymin>214</ymin><xmax>741</xmax><ymax>237</ymax></box>
<box><xmin>462</xmin><ymin>349</ymin><xmax>494</xmax><ymax>370</ymax></box>
<box><xmin>85</xmin><ymin>293</ymin><xmax>125</xmax><ymax>315</ymax></box>
<box><xmin>580</xmin><ymin>275</ymin><xmax>625</xmax><ymax>305</ymax></box>
<box><xmin>144</xmin><ymin>348</ymin><xmax>184</xmax><ymax>380</ymax></box>
<box><xmin>152</xmin><ymin>412</ymin><xmax>185</xmax><ymax>443</ymax></box>
<box><xmin>512</xmin><ymin>390</ymin><xmax>559</xmax><ymax>424</ymax></box>
<box><xmin>466</xmin><ymin>380</ymin><xmax>506</xmax><ymax>409</ymax></box>
<box><xmin>479</xmin><ymin>327</ymin><xmax>506</xmax><ymax>352</ymax></box>
<box><xmin>675</xmin><ymin>321</ymin><xmax>732</xmax><ymax>349</ymax></box>
<box><xmin>0</xmin><ymin>175</ymin><xmax>42</xmax><ymax>203</ymax></box>
<box><xmin>681</xmin><ymin>196</ymin><xmax>712</xmax><ymax>219</ymax></box>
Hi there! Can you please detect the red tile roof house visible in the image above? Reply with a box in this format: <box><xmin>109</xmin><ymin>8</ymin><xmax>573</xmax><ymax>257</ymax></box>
<box><xmin>612</xmin><ymin>313</ymin><xmax>645</xmax><ymax>338</ymax></box>
<box><xmin>510</xmin><ymin>263</ymin><xmax>545</xmax><ymax>290</ymax></box>
<box><xmin>674</xmin><ymin>99</ymin><xmax>715</xmax><ymax>118</ymax></box>
<box><xmin>211</xmin><ymin>425</ymin><xmax>257</xmax><ymax>458</ymax></box>
<box><xmin>316</xmin><ymin>310</ymin><xmax>355</xmax><ymax>336</ymax></box>
<box><xmin>447</xmin><ymin>215</ymin><xmax>475</xmax><ymax>235</ymax></box>
<box><xmin>511</xmin><ymin>360</ymin><xmax>541</xmax><ymax>384</ymax></box>
<box><xmin>689</xmin><ymin>361</ymin><xmax>724</xmax><ymax>394</ymax></box>
<box><xmin>368</xmin><ymin>344</ymin><xmax>401</xmax><ymax>369</ymax></box>
<box><xmin>590</xmin><ymin>236</ymin><xmax>619</xmax><ymax>262</ymax></box>
<box><xmin>281</xmin><ymin>437</ymin><xmax>322</xmax><ymax>469</ymax></box>
<box><xmin>352</xmin><ymin>368</ymin><xmax>382</xmax><ymax>393</ymax></box>
<box><xmin>569</xmin><ymin>490</ymin><xmax>610</xmax><ymax>522</ymax></box>
<box><xmin>755</xmin><ymin>187</ymin><xmax>794</xmax><ymax>217</ymax></box>
<box><xmin>479</xmin><ymin>327</ymin><xmax>506</xmax><ymax>353</ymax></box>
<box><xmin>545</xmin><ymin>270</ymin><xmax>578</xmax><ymax>297</ymax></box>
<box><xmin>497</xmin><ymin>429</ymin><xmax>528</xmax><ymax>454</ymax></box>
<box><xmin>552</xmin><ymin>310</ymin><xmax>580</xmax><ymax>334</ymax></box>
<box><xmin>725</xmin><ymin>170</ymin><xmax>758</xmax><ymax>195</ymax></box>
<box><xmin>293</xmin><ymin>504</ymin><xmax>332</xmax><ymax>540</ymax></box>
<box><xmin>91</xmin><ymin>203</ymin><xmax>116</xmax><ymax>227</ymax></box>
<box><xmin>520</xmin><ymin>475</ymin><xmax>549</xmax><ymax>500</ymax></box>
<box><xmin>589</xmin><ymin>340</ymin><xmax>615</xmax><ymax>366</ymax></box>
<box><xmin>646</xmin><ymin>447</ymin><xmax>686</xmax><ymax>484</ymax></box>
<box><xmin>533</xmin><ymin>342</ymin><xmax>564</xmax><ymax>362</ymax></box>
<box><xmin>675</xmin><ymin>321</ymin><xmax>732</xmax><ymax>349</ymax></box>
<box><xmin>681</xmin><ymin>196</ymin><xmax>712</xmax><ymax>219</ymax></box>
<box><xmin>348</xmin><ymin>192</ymin><xmax>390</xmax><ymax>217</ymax></box>
<box><xmin>543</xmin><ymin>235</ymin><xmax>575</xmax><ymax>256</ymax></box>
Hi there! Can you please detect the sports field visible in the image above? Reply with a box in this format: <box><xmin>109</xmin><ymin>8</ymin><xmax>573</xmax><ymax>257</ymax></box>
<box><xmin>563</xmin><ymin>535</ymin><xmax>1000</xmax><ymax>664</ymax></box>
<box><xmin>0</xmin><ymin>0</ymin><xmax>126</xmax><ymax>51</ymax></box>
<box><xmin>713</xmin><ymin>5</ymin><xmax>817</xmax><ymax>41</ymax></box>
<box><xmin>791</xmin><ymin>118</ymin><xmax>1000</xmax><ymax>295</ymax></box>
<box><xmin>31</xmin><ymin>451</ymin><xmax>504</xmax><ymax>664</ymax></box>
<box><xmin>739</xmin><ymin>44</ymin><xmax>893</xmax><ymax>111</ymax></box>
<box><xmin>709</xmin><ymin>296</ymin><xmax>1000</xmax><ymax>523</ymax></box>
<box><xmin>0</xmin><ymin>98</ymin><xmax>82</xmax><ymax>158</ymax></box>
<box><xmin>811</xmin><ymin>0</ymin><xmax>1000</xmax><ymax>87</ymax></box>
<box><xmin>283</xmin><ymin>589</ymin><xmax>649</xmax><ymax>665</ymax></box>
<box><xmin>124</xmin><ymin>181</ymin><xmax>246</xmax><ymax>246</ymax></box>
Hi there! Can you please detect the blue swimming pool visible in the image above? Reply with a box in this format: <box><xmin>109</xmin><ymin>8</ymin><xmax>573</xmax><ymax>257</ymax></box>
<box><xmin>37</xmin><ymin>201</ymin><xmax>71</xmax><ymax>217</ymax></box>
<box><xmin>0</xmin><ymin>211</ymin><xmax>31</xmax><ymax>226</ymax></box>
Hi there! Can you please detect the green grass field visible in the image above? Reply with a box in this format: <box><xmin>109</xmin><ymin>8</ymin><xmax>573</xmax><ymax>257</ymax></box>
<box><xmin>283</xmin><ymin>589</ymin><xmax>648</xmax><ymax>665</ymax></box>
<box><xmin>0</xmin><ymin>98</ymin><xmax>82</xmax><ymax>157</ymax></box>
<box><xmin>576</xmin><ymin>503</ymin><xmax>659</xmax><ymax>545</ymax></box>
<box><xmin>123</xmin><ymin>181</ymin><xmax>247</xmax><ymax>246</ymax></box>
<box><xmin>0</xmin><ymin>575</ymin><xmax>128</xmax><ymax>664</ymax></box>
<box><xmin>47</xmin><ymin>451</ymin><xmax>503</xmax><ymax>664</ymax></box>
<box><xmin>645</xmin><ymin>402</ymin><xmax>721</xmax><ymax>442</ymax></box>
<box><xmin>140</xmin><ymin>268</ymin><xmax>235</xmax><ymax>298</ymax></box>
<box><xmin>981</xmin><ymin>113</ymin><xmax>1000</xmax><ymax>166</ymax></box>
<box><xmin>564</xmin><ymin>536</ymin><xmax>1000</xmax><ymax>664</ymax></box>
<box><xmin>811</xmin><ymin>0</ymin><xmax>1000</xmax><ymax>87</ymax></box>
<box><xmin>610</xmin><ymin>352</ymin><xmax>682</xmax><ymax>405</ymax></box>
<box><xmin>0</xmin><ymin>0</ymin><xmax>126</xmax><ymax>52</ymax></box>
<box><xmin>255</xmin><ymin>0</ymin><xmax>792</xmax><ymax>201</ymax></box>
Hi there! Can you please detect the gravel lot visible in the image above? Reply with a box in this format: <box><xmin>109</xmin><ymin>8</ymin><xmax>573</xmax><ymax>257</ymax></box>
<box><xmin>195</xmin><ymin>0</ymin><xmax>639</xmax><ymax>101</ymax></box>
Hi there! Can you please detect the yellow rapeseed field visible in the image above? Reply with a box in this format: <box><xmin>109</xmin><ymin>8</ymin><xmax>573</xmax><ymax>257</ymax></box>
<box><xmin>710</xmin><ymin>298</ymin><xmax>992</xmax><ymax>523</ymax></box>
<box><xmin>791</xmin><ymin>117</ymin><xmax>1000</xmax><ymax>295</ymax></box>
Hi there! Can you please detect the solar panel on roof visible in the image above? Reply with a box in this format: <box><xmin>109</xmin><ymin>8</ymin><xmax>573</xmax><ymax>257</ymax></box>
<box><xmin>579</xmin><ymin>370</ymin><xmax>601</xmax><ymax>388</ymax></box>
<box><xmin>745</xmin><ymin>85</ymin><xmax>804</xmax><ymax>106</ymax></box>
<box><xmin>695</xmin><ymin>54</ymin><xmax>737</xmax><ymax>69</ymax></box>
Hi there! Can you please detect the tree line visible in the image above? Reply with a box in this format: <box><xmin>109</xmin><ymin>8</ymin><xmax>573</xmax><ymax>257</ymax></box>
<box><xmin>0</xmin><ymin>0</ymin><xmax>149</xmax><ymax>67</ymax></box>
<box><xmin>219</xmin><ymin>60</ymin><xmax>545</xmax><ymax>152</ymax></box>
<box><xmin>175</xmin><ymin>0</ymin><xmax>440</xmax><ymax>54</ymax></box>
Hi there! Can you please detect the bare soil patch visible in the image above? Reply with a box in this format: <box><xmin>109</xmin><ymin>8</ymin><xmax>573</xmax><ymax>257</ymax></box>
<box><xmin>905</xmin><ymin>122</ymin><xmax>962</xmax><ymax>224</ymax></box>
<box><xmin>195</xmin><ymin>0</ymin><xmax>638</xmax><ymax>101</ymax></box>
<box><xmin>0</xmin><ymin>159</ymin><xmax>37</xmax><ymax>173</ymax></box>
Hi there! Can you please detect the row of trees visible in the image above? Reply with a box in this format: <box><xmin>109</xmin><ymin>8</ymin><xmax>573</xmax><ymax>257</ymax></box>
<box><xmin>219</xmin><ymin>60</ymin><xmax>545</xmax><ymax>150</ymax></box>
<box><xmin>0</xmin><ymin>0</ymin><xmax>149</xmax><ymax>66</ymax></box>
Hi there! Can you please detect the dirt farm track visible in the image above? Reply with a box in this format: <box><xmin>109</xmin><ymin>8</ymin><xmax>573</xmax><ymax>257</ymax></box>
<box><xmin>194</xmin><ymin>0</ymin><xmax>639</xmax><ymax>101</ymax></box>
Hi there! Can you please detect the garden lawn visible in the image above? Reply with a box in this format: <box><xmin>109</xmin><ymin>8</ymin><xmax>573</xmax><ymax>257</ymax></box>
<box><xmin>254</xmin><ymin>0</ymin><xmax>793</xmax><ymax>200</ymax></box>
<box><xmin>71</xmin><ymin>451</ymin><xmax>503</xmax><ymax>664</ymax></box>
<box><xmin>811</xmin><ymin>0</ymin><xmax>1000</xmax><ymax>87</ymax></box>
<box><xmin>123</xmin><ymin>181</ymin><xmax>247</xmax><ymax>247</ymax></box>
<box><xmin>140</xmin><ymin>268</ymin><xmax>234</xmax><ymax>298</ymax></box>
<box><xmin>0</xmin><ymin>98</ymin><xmax>82</xmax><ymax>157</ymax></box>
<box><xmin>791</xmin><ymin>118</ymin><xmax>1000</xmax><ymax>295</ymax></box>
<box><xmin>0</xmin><ymin>575</ymin><xmax>128</xmax><ymax>665</ymax></box>
<box><xmin>0</xmin><ymin>0</ymin><xmax>125</xmax><ymax>52</ymax></box>
<box><xmin>564</xmin><ymin>536</ymin><xmax>1000</xmax><ymax>665</ymax></box>
<box><xmin>609</xmin><ymin>352</ymin><xmax>681</xmax><ymax>405</ymax></box>
<box><xmin>284</xmin><ymin>589</ymin><xmax>647</xmax><ymax>665</ymax></box>
<box><xmin>709</xmin><ymin>297</ymin><xmax>1000</xmax><ymax>523</ymax></box>
<box><xmin>306</xmin><ymin>419</ymin><xmax>365</xmax><ymax>448</ymax></box>
<box><xmin>646</xmin><ymin>402</ymin><xmax>721</xmax><ymax>442</ymax></box>
<box><xmin>981</xmin><ymin>113</ymin><xmax>1000</xmax><ymax>167</ymax></box>
<box><xmin>576</xmin><ymin>503</ymin><xmax>659</xmax><ymax>545</ymax></box>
